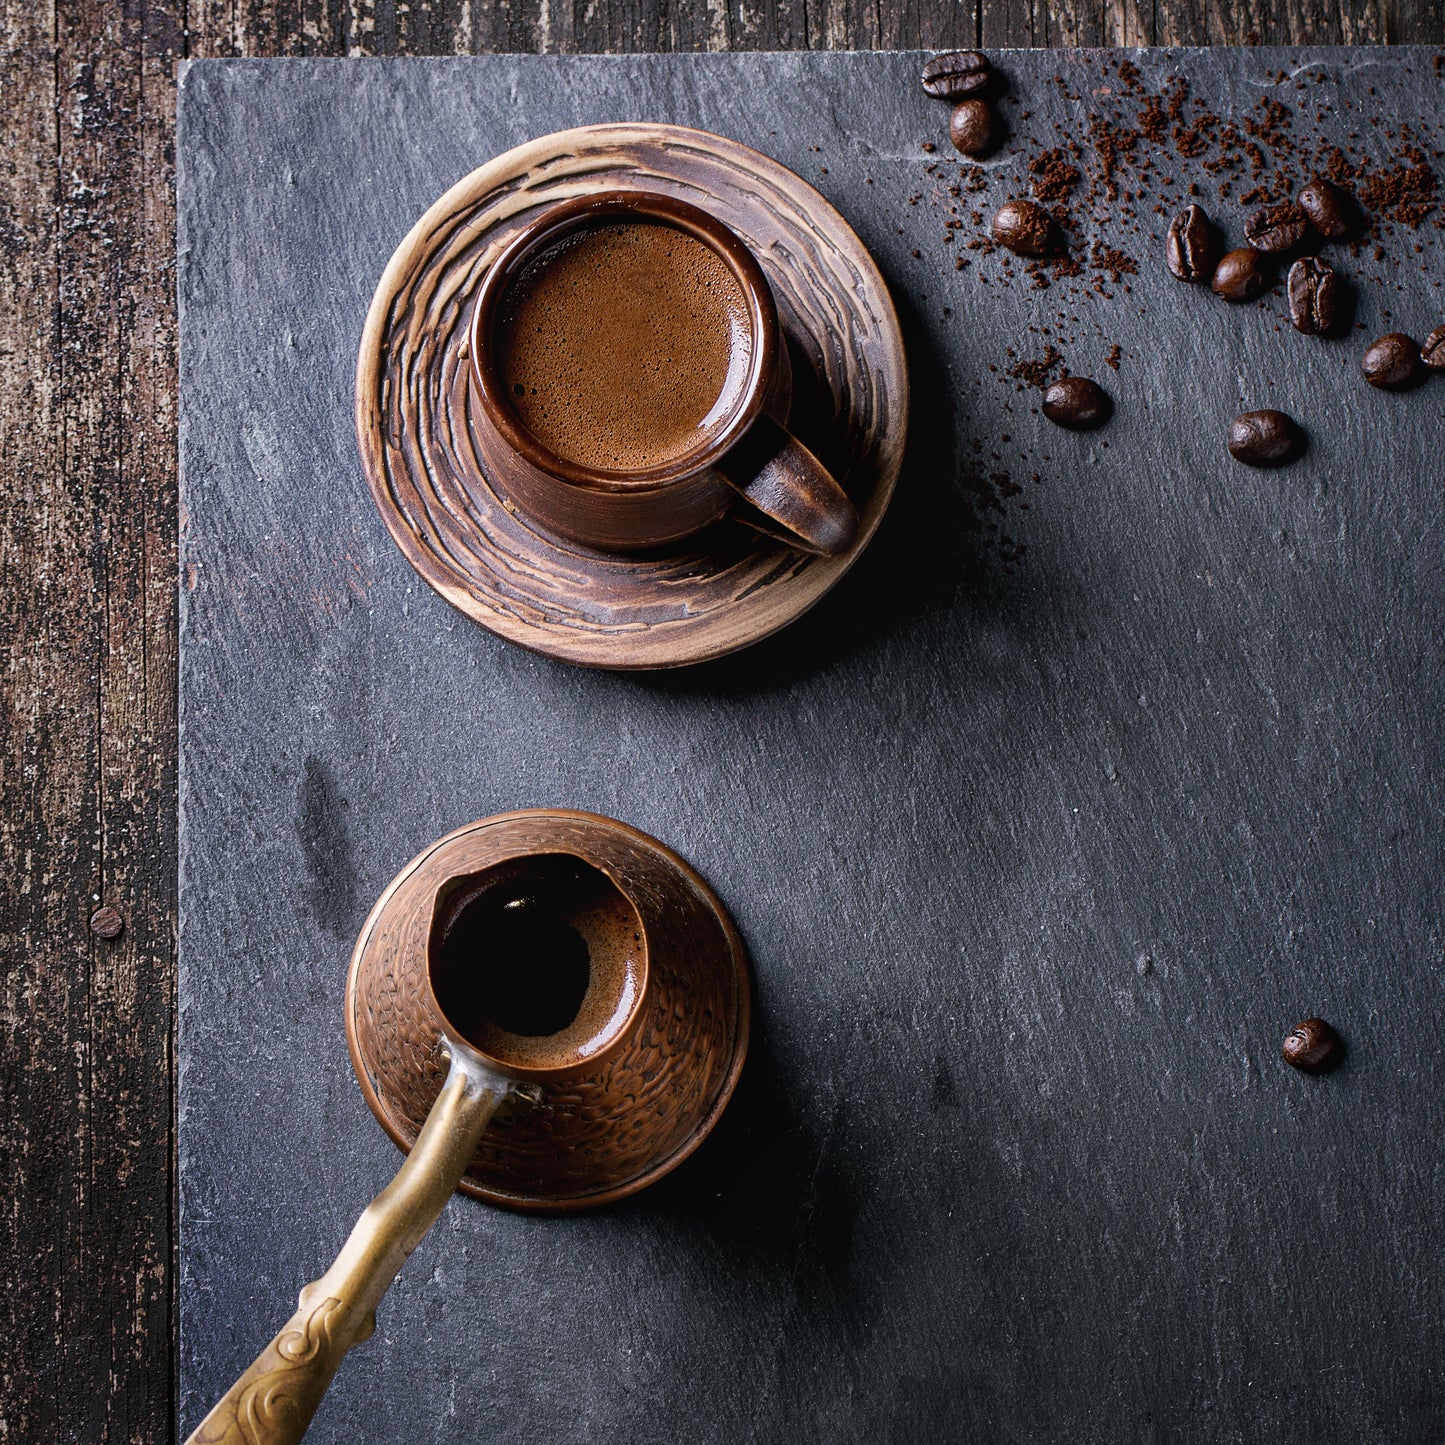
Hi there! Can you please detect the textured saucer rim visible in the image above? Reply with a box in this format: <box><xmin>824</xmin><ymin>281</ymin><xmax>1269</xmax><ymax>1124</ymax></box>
<box><xmin>355</xmin><ymin>121</ymin><xmax>909</xmax><ymax>671</ymax></box>
<box><xmin>344</xmin><ymin>808</ymin><xmax>751</xmax><ymax>1213</ymax></box>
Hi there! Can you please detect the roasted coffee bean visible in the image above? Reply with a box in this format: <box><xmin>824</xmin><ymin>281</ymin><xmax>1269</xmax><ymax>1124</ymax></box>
<box><xmin>1361</xmin><ymin>332</ymin><xmax>1425</xmax><ymax>391</ymax></box>
<box><xmin>992</xmin><ymin>198</ymin><xmax>1055</xmax><ymax>257</ymax></box>
<box><xmin>921</xmin><ymin>51</ymin><xmax>992</xmax><ymax>101</ymax></box>
<box><xmin>1244</xmin><ymin>200</ymin><xmax>1310</xmax><ymax>254</ymax></box>
<box><xmin>89</xmin><ymin>905</ymin><xmax>124</xmax><ymax>939</ymax></box>
<box><xmin>1422</xmin><ymin>325</ymin><xmax>1445</xmax><ymax>372</ymax></box>
<box><xmin>1227</xmin><ymin>409</ymin><xmax>1303</xmax><ymax>466</ymax></box>
<box><xmin>1165</xmin><ymin>204</ymin><xmax>1218</xmax><ymax>283</ymax></box>
<box><xmin>1286</xmin><ymin>256</ymin><xmax>1338</xmax><ymax>335</ymax></box>
<box><xmin>1297</xmin><ymin>176</ymin><xmax>1353</xmax><ymax>240</ymax></box>
<box><xmin>1211</xmin><ymin>248</ymin><xmax>1269</xmax><ymax>303</ymax></box>
<box><xmin>948</xmin><ymin>99</ymin><xmax>994</xmax><ymax>157</ymax></box>
<box><xmin>1042</xmin><ymin>376</ymin><xmax>1111</xmax><ymax>430</ymax></box>
<box><xmin>1282</xmin><ymin>1018</ymin><xmax>1343</xmax><ymax>1074</ymax></box>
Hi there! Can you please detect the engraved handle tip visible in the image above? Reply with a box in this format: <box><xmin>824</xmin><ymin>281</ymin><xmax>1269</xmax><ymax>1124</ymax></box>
<box><xmin>183</xmin><ymin>1044</ymin><xmax>507</xmax><ymax>1445</ymax></box>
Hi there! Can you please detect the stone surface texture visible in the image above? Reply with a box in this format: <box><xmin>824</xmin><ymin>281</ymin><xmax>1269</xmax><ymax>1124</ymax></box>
<box><xmin>179</xmin><ymin>53</ymin><xmax>1445</xmax><ymax>1442</ymax></box>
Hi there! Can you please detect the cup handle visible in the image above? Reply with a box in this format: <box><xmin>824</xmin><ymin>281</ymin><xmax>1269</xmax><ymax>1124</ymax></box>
<box><xmin>718</xmin><ymin>415</ymin><xmax>860</xmax><ymax>557</ymax></box>
<box><xmin>183</xmin><ymin>1044</ymin><xmax>510</xmax><ymax>1445</ymax></box>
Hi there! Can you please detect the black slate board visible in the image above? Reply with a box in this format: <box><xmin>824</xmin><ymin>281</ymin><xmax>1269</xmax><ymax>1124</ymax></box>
<box><xmin>178</xmin><ymin>52</ymin><xmax>1445</xmax><ymax>1442</ymax></box>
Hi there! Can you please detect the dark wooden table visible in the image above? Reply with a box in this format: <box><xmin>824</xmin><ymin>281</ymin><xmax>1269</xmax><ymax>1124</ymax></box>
<box><xmin>2</xmin><ymin>3</ymin><xmax>1442</xmax><ymax>1440</ymax></box>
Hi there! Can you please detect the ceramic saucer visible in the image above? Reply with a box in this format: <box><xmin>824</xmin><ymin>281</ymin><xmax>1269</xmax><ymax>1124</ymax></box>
<box><xmin>356</xmin><ymin>123</ymin><xmax>908</xmax><ymax>671</ymax></box>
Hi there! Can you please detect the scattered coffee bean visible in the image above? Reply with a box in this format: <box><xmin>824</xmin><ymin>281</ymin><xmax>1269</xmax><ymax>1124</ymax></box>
<box><xmin>1422</xmin><ymin>326</ymin><xmax>1445</xmax><ymax>372</ymax></box>
<box><xmin>948</xmin><ymin>99</ymin><xmax>994</xmax><ymax>157</ymax></box>
<box><xmin>89</xmin><ymin>905</ymin><xmax>124</xmax><ymax>939</ymax></box>
<box><xmin>1361</xmin><ymin>332</ymin><xmax>1425</xmax><ymax>391</ymax></box>
<box><xmin>921</xmin><ymin>51</ymin><xmax>992</xmax><ymax>101</ymax></box>
<box><xmin>1286</xmin><ymin>256</ymin><xmax>1338</xmax><ymax>336</ymax></box>
<box><xmin>991</xmin><ymin>198</ymin><xmax>1055</xmax><ymax>257</ymax></box>
<box><xmin>1165</xmin><ymin>204</ymin><xmax>1219</xmax><ymax>283</ymax></box>
<box><xmin>1227</xmin><ymin>409</ymin><xmax>1303</xmax><ymax>466</ymax></box>
<box><xmin>1281</xmin><ymin>1017</ymin><xmax>1343</xmax><ymax>1074</ymax></box>
<box><xmin>1042</xmin><ymin>376</ymin><xmax>1111</xmax><ymax>429</ymax></box>
<box><xmin>1243</xmin><ymin>200</ymin><xmax>1310</xmax><ymax>254</ymax></box>
<box><xmin>1211</xmin><ymin>248</ymin><xmax>1269</xmax><ymax>303</ymax></box>
<box><xmin>1297</xmin><ymin>176</ymin><xmax>1353</xmax><ymax>241</ymax></box>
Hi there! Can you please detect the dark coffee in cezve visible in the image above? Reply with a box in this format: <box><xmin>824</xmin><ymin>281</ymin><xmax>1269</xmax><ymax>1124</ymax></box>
<box><xmin>432</xmin><ymin>857</ymin><xmax>642</xmax><ymax>1070</ymax></box>
<box><xmin>496</xmin><ymin>221</ymin><xmax>752</xmax><ymax>475</ymax></box>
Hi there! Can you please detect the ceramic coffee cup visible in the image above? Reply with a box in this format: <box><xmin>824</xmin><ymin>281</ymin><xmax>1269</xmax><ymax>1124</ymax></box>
<box><xmin>469</xmin><ymin>190</ymin><xmax>859</xmax><ymax>556</ymax></box>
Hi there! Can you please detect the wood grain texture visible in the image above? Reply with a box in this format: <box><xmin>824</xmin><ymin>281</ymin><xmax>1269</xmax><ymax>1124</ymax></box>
<box><xmin>2</xmin><ymin>0</ymin><xmax>1443</xmax><ymax>1441</ymax></box>
<box><xmin>2</xmin><ymin>1</ymin><xmax>180</xmax><ymax>1442</ymax></box>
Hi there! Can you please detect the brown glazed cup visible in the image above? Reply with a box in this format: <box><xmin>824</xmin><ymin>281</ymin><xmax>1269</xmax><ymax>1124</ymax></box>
<box><xmin>469</xmin><ymin>190</ymin><xmax>859</xmax><ymax>556</ymax></box>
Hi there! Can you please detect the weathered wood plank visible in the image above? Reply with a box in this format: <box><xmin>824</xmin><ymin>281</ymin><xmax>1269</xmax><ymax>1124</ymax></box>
<box><xmin>1156</xmin><ymin>0</ymin><xmax>1386</xmax><ymax>43</ymax></box>
<box><xmin>0</xmin><ymin>0</ymin><xmax>180</xmax><ymax>1436</ymax></box>
<box><xmin>3</xmin><ymin>3</ymin><xmax>1444</xmax><ymax>1444</ymax></box>
<box><xmin>982</xmin><ymin>0</ymin><xmax>1043</xmax><ymax>49</ymax></box>
<box><xmin>1386</xmin><ymin>0</ymin><xmax>1443</xmax><ymax>39</ymax></box>
<box><xmin>877</xmin><ymin>0</ymin><xmax>976</xmax><ymax>49</ymax></box>
<box><xmin>731</xmin><ymin>0</ymin><xmax>808</xmax><ymax>51</ymax></box>
<box><xmin>64</xmin><ymin>0</ymin><xmax>180</xmax><ymax>1434</ymax></box>
<box><xmin>1049</xmin><ymin>0</ymin><xmax>1110</xmax><ymax>46</ymax></box>
<box><xmin>0</xmin><ymin>7</ymin><xmax>77</xmax><ymax>1442</ymax></box>
<box><xmin>801</xmin><ymin>0</ymin><xmax>883</xmax><ymax>50</ymax></box>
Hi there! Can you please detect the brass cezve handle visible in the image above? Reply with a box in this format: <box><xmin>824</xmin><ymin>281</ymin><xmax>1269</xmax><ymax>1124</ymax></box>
<box><xmin>184</xmin><ymin>1044</ymin><xmax>513</xmax><ymax>1445</ymax></box>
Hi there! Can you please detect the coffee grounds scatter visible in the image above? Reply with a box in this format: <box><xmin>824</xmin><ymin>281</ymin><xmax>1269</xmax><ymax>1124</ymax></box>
<box><xmin>903</xmin><ymin>51</ymin><xmax>1443</xmax><ymax>570</ymax></box>
<box><xmin>911</xmin><ymin>54</ymin><xmax>1441</xmax><ymax>299</ymax></box>
<box><xmin>1091</xmin><ymin>245</ymin><xmax>1138</xmax><ymax>283</ymax></box>
<box><xmin>1030</xmin><ymin>147</ymin><xmax>1082</xmax><ymax>202</ymax></box>
<box><xmin>1356</xmin><ymin>155</ymin><xmax>1438</xmax><ymax>228</ymax></box>
<box><xmin>1007</xmin><ymin>345</ymin><xmax>1064</xmax><ymax>389</ymax></box>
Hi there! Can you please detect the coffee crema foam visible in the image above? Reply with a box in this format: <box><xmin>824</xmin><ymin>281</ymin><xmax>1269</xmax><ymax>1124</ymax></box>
<box><xmin>495</xmin><ymin>220</ymin><xmax>753</xmax><ymax>475</ymax></box>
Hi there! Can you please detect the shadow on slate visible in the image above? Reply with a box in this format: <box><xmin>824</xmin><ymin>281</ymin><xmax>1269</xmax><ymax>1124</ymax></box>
<box><xmin>645</xmin><ymin>281</ymin><xmax>994</xmax><ymax>698</ymax></box>
<box><xmin>297</xmin><ymin>755</ymin><xmax>361</xmax><ymax>939</ymax></box>
<box><xmin>616</xmin><ymin>1010</ymin><xmax>857</xmax><ymax>1265</ymax></box>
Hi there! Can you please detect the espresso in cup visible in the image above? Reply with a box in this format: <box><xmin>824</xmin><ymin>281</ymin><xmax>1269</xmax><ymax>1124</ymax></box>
<box><xmin>430</xmin><ymin>855</ymin><xmax>643</xmax><ymax>1071</ymax></box>
<box><xmin>470</xmin><ymin>191</ymin><xmax>859</xmax><ymax>556</ymax></box>
<box><xmin>496</xmin><ymin>221</ymin><xmax>755</xmax><ymax>474</ymax></box>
